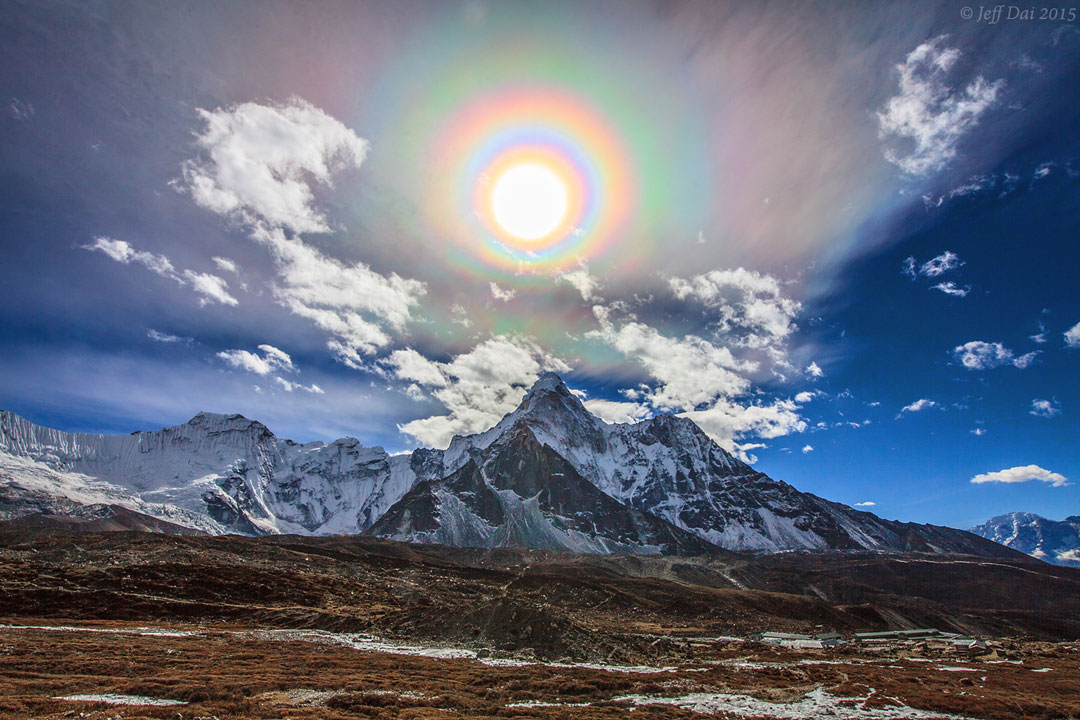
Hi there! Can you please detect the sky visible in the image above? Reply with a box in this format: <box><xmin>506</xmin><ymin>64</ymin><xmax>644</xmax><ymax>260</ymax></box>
<box><xmin>1</xmin><ymin>0</ymin><xmax>1077</xmax><ymax>530</ymax></box>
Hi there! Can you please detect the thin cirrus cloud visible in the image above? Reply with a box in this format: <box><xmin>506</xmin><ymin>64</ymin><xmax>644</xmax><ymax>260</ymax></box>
<box><xmin>952</xmin><ymin>341</ymin><xmax>1037</xmax><ymax>370</ymax></box>
<box><xmin>176</xmin><ymin>98</ymin><xmax>427</xmax><ymax>369</ymax></box>
<box><xmin>877</xmin><ymin>36</ymin><xmax>1004</xmax><ymax>175</ymax></box>
<box><xmin>970</xmin><ymin>465</ymin><xmax>1069</xmax><ymax>488</ymax></box>
<box><xmin>82</xmin><ymin>236</ymin><xmax>239</xmax><ymax>307</ymax></box>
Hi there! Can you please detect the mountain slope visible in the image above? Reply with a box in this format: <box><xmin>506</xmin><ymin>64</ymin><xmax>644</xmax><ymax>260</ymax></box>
<box><xmin>0</xmin><ymin>410</ymin><xmax>416</xmax><ymax>535</ymax></box>
<box><xmin>367</xmin><ymin>423</ymin><xmax>717</xmax><ymax>556</ymax></box>
<box><xmin>970</xmin><ymin>512</ymin><xmax>1080</xmax><ymax>566</ymax></box>
<box><xmin>416</xmin><ymin>373</ymin><xmax>1009</xmax><ymax>556</ymax></box>
<box><xmin>0</xmin><ymin>374</ymin><xmax>1018</xmax><ymax>559</ymax></box>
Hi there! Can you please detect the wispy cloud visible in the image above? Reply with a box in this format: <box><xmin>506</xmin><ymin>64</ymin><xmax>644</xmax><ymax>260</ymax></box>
<box><xmin>1030</xmin><ymin>398</ymin><xmax>1061</xmax><ymax>418</ymax></box>
<box><xmin>217</xmin><ymin>344</ymin><xmax>294</xmax><ymax>376</ymax></box>
<box><xmin>147</xmin><ymin>329</ymin><xmax>191</xmax><ymax>344</ymax></box>
<box><xmin>933</xmin><ymin>281</ymin><xmax>969</xmax><ymax>297</ymax></box>
<box><xmin>83</xmin><ymin>236</ymin><xmax>238</xmax><ymax>307</ymax></box>
<box><xmin>854</xmin><ymin>501</ymin><xmax>876</xmax><ymax>507</ymax></box>
<box><xmin>897</xmin><ymin>398</ymin><xmax>936</xmax><ymax>417</ymax></box>
<box><xmin>877</xmin><ymin>36</ymin><xmax>1004</xmax><ymax>175</ymax></box>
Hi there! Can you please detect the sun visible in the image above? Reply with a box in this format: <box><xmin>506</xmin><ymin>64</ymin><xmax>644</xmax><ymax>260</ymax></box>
<box><xmin>489</xmin><ymin>162</ymin><xmax>569</xmax><ymax>241</ymax></box>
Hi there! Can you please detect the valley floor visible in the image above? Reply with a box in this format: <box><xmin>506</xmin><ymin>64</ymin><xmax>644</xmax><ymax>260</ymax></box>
<box><xmin>1</xmin><ymin>620</ymin><xmax>1078</xmax><ymax>719</ymax></box>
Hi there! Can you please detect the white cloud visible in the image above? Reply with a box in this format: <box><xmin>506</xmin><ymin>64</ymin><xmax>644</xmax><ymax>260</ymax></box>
<box><xmin>217</xmin><ymin>344</ymin><xmax>294</xmax><ymax>376</ymax></box>
<box><xmin>273</xmin><ymin>376</ymin><xmax>325</xmax><ymax>394</ymax></box>
<box><xmin>583</xmin><ymin>398</ymin><xmax>652</xmax><ymax>425</ymax></box>
<box><xmin>177</xmin><ymin>100</ymin><xmax>426</xmax><ymax>366</ymax></box>
<box><xmin>971</xmin><ymin>427</ymin><xmax>987</xmax><ymax>436</ymax></box>
<box><xmin>933</xmin><ymin>281</ymin><xmax>969</xmax><ymax>297</ymax></box>
<box><xmin>1065</xmin><ymin>321</ymin><xmax>1080</xmax><ymax>348</ymax></box>
<box><xmin>181</xmin><ymin>270</ymin><xmax>239</xmax><ymax>306</ymax></box>
<box><xmin>147</xmin><ymin>329</ymin><xmax>190</xmax><ymax>344</ymax></box>
<box><xmin>805</xmin><ymin>362</ymin><xmax>824</xmax><ymax>379</ymax></box>
<box><xmin>898</xmin><ymin>398</ymin><xmax>936</xmax><ymax>416</ymax></box>
<box><xmin>801</xmin><ymin>444</ymin><xmax>814</xmax><ymax>454</ymax></box>
<box><xmin>920</xmin><ymin>251</ymin><xmax>963</xmax><ymax>277</ymax></box>
<box><xmin>178</xmin><ymin>98</ymin><xmax>369</xmax><ymax>234</ymax></box>
<box><xmin>589</xmin><ymin>309</ymin><xmax>754</xmax><ymax>411</ymax></box>
<box><xmin>557</xmin><ymin>264</ymin><xmax>601</xmax><ymax>302</ymax></box>
<box><xmin>953</xmin><ymin>341</ymin><xmax>1037</xmax><ymax>370</ymax></box>
<box><xmin>669</xmin><ymin>267</ymin><xmax>801</xmax><ymax>346</ymax></box>
<box><xmin>84</xmin><ymin>236</ymin><xmax>238</xmax><ymax>307</ymax></box>
<box><xmin>970</xmin><ymin>465</ymin><xmax>1069</xmax><ymax>488</ymax></box>
<box><xmin>383</xmin><ymin>336</ymin><xmax>570</xmax><ymax>448</ymax></box>
<box><xmin>1030</xmin><ymin>333</ymin><xmax>1047</xmax><ymax>344</ymax></box>
<box><xmin>1030</xmin><ymin>399</ymin><xmax>1061</xmax><ymax>418</ymax></box>
<box><xmin>794</xmin><ymin>391</ymin><xmax>817</xmax><ymax>403</ymax></box>
<box><xmin>854</xmin><ymin>501</ymin><xmax>876</xmax><ymax>507</ymax></box>
<box><xmin>489</xmin><ymin>282</ymin><xmax>516</xmax><ymax>302</ymax></box>
<box><xmin>878</xmin><ymin>36</ymin><xmax>1004</xmax><ymax>175</ymax></box>
<box><xmin>449</xmin><ymin>304</ymin><xmax>471</xmax><ymax>328</ymax></box>
<box><xmin>684</xmin><ymin>398</ymin><xmax>808</xmax><ymax>458</ymax></box>
<box><xmin>212</xmin><ymin>256</ymin><xmax>239</xmax><ymax>273</ymax></box>
<box><xmin>84</xmin><ymin>236</ymin><xmax>175</xmax><ymax>277</ymax></box>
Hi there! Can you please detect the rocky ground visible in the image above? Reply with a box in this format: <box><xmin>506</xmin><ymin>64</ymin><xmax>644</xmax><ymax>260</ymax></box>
<box><xmin>1</xmin><ymin>621</ymin><xmax>1078</xmax><ymax>719</ymax></box>
<box><xmin>2</xmin><ymin>528</ymin><xmax>1079</xmax><ymax>718</ymax></box>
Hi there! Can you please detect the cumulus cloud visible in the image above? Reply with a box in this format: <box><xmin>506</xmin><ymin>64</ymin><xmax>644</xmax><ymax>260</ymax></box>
<box><xmin>669</xmin><ymin>267</ymin><xmax>801</xmax><ymax>350</ymax></box>
<box><xmin>805</xmin><ymin>362</ymin><xmax>824</xmax><ymax>379</ymax></box>
<box><xmin>1030</xmin><ymin>399</ymin><xmax>1061</xmax><ymax>418</ymax></box>
<box><xmin>489</xmin><ymin>282</ymin><xmax>516</xmax><ymax>302</ymax></box>
<box><xmin>83</xmin><ymin>236</ymin><xmax>238</xmax><ymax>307</ymax></box>
<box><xmin>178</xmin><ymin>98</ymin><xmax>369</xmax><ymax>234</ymax></box>
<box><xmin>1065</xmin><ymin>321</ymin><xmax>1080</xmax><ymax>348</ymax></box>
<box><xmin>970</xmin><ymin>465</ymin><xmax>1069</xmax><ymax>488</ymax></box>
<box><xmin>793</xmin><ymin>391</ymin><xmax>818</xmax><ymax>403</ymax></box>
<box><xmin>177</xmin><ymin>100</ymin><xmax>426</xmax><ymax>366</ymax></box>
<box><xmin>898</xmin><ymin>398</ymin><xmax>937</xmax><ymax>416</ymax></box>
<box><xmin>904</xmin><ymin>252</ymin><xmax>966</xmax><ymax>296</ymax></box>
<box><xmin>273</xmin><ymin>376</ymin><xmax>325</xmax><ymax>394</ymax></box>
<box><xmin>583</xmin><ymin>398</ymin><xmax>652</xmax><ymax>425</ymax></box>
<box><xmin>217</xmin><ymin>344</ymin><xmax>294</xmax><ymax>375</ymax></box>
<box><xmin>854</xmin><ymin>501</ymin><xmax>876</xmax><ymax>507</ymax></box>
<box><xmin>801</xmin><ymin>444</ymin><xmax>814</xmax><ymax>454</ymax></box>
<box><xmin>878</xmin><ymin>36</ymin><xmax>1004</xmax><ymax>175</ymax></box>
<box><xmin>557</xmin><ymin>263</ymin><xmax>601</xmax><ymax>302</ymax></box>
<box><xmin>952</xmin><ymin>341</ymin><xmax>1037</xmax><ymax>370</ymax></box>
<box><xmin>212</xmin><ymin>256</ymin><xmax>239</xmax><ymax>273</ymax></box>
<box><xmin>589</xmin><ymin>307</ymin><xmax>754</xmax><ymax>411</ymax></box>
<box><xmin>383</xmin><ymin>336</ymin><xmax>570</xmax><ymax>448</ymax></box>
<box><xmin>971</xmin><ymin>427</ymin><xmax>987</xmax><ymax>436</ymax></box>
<box><xmin>683</xmin><ymin>398</ymin><xmax>808</xmax><ymax>459</ymax></box>
<box><xmin>920</xmin><ymin>251</ymin><xmax>964</xmax><ymax>277</ymax></box>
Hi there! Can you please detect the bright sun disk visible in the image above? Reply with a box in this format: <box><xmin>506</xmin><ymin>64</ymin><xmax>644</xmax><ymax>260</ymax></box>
<box><xmin>490</xmin><ymin>163</ymin><xmax>569</xmax><ymax>241</ymax></box>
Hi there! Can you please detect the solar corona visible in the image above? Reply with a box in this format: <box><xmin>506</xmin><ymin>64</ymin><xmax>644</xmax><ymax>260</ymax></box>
<box><xmin>435</xmin><ymin>87</ymin><xmax>636</xmax><ymax>272</ymax></box>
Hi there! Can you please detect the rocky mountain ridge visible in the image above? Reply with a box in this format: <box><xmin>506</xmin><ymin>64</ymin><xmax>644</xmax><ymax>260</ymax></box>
<box><xmin>970</xmin><ymin>512</ymin><xmax>1080</xmax><ymax>566</ymax></box>
<box><xmin>0</xmin><ymin>373</ymin><xmax>1016</xmax><ymax>558</ymax></box>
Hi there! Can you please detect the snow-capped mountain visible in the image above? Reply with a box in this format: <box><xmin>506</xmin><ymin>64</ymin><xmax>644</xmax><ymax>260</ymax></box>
<box><xmin>368</xmin><ymin>423</ymin><xmax>715</xmax><ymax>556</ymax></box>
<box><xmin>415</xmin><ymin>374</ymin><xmax>1008</xmax><ymax>555</ymax></box>
<box><xmin>0</xmin><ymin>410</ymin><xmax>417</xmax><ymax>535</ymax></box>
<box><xmin>0</xmin><ymin>373</ymin><xmax>1015</xmax><ymax>558</ymax></box>
<box><xmin>970</xmin><ymin>513</ymin><xmax>1080</xmax><ymax>566</ymax></box>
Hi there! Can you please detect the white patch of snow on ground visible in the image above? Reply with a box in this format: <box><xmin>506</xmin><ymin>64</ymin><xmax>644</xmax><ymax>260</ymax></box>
<box><xmin>1030</xmin><ymin>668</ymin><xmax>1052</xmax><ymax>672</ymax></box>
<box><xmin>614</xmin><ymin>687</ymin><xmax>977</xmax><ymax>718</ymax></box>
<box><xmin>54</xmin><ymin>694</ymin><xmax>187</xmax><ymax>706</ymax></box>
<box><xmin>506</xmin><ymin>700</ymin><xmax>592</xmax><ymax>707</ymax></box>
<box><xmin>0</xmin><ymin>623</ymin><xmax>201</xmax><ymax>637</ymax></box>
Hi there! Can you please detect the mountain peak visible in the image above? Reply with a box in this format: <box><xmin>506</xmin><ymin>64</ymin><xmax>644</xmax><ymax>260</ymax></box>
<box><xmin>525</xmin><ymin>371</ymin><xmax>572</xmax><ymax>397</ymax></box>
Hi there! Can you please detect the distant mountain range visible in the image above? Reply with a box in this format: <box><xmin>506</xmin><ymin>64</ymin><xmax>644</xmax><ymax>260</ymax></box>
<box><xmin>0</xmin><ymin>373</ymin><xmax>1015</xmax><ymax>558</ymax></box>
<box><xmin>970</xmin><ymin>513</ymin><xmax>1080</xmax><ymax>566</ymax></box>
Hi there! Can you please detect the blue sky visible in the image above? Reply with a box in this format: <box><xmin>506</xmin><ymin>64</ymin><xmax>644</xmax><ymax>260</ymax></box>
<box><xmin>1</xmin><ymin>0</ymin><xmax>1077</xmax><ymax>529</ymax></box>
